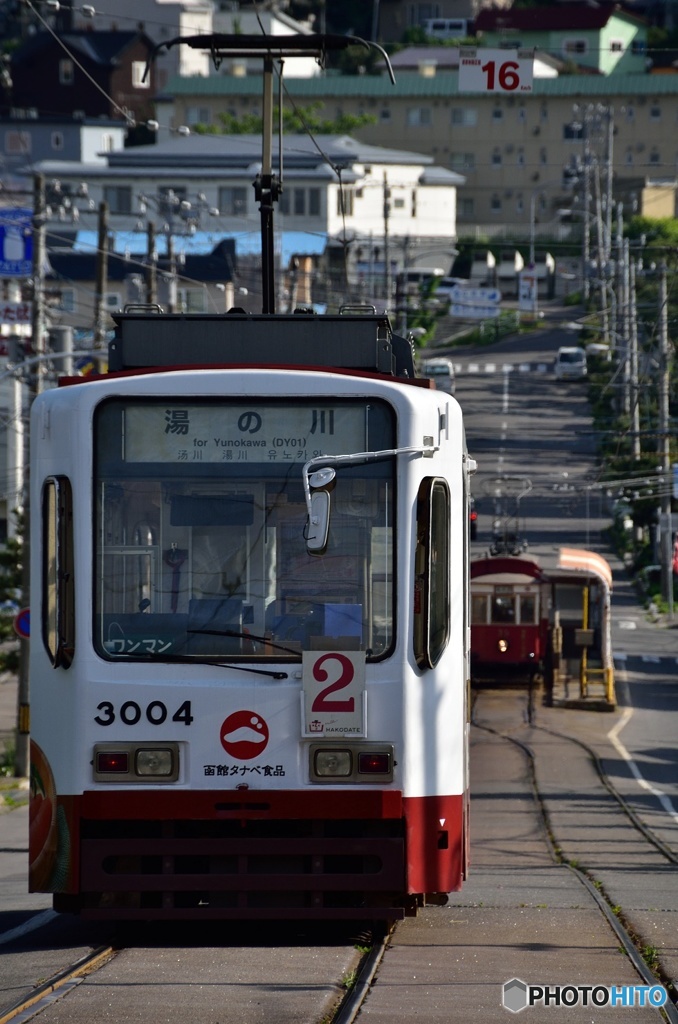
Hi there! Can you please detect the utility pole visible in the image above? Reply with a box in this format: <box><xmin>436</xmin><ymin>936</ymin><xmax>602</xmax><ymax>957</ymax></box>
<box><xmin>383</xmin><ymin>172</ymin><xmax>391</xmax><ymax>305</ymax></box>
<box><xmin>658</xmin><ymin>263</ymin><xmax>674</xmax><ymax>618</ymax></box>
<box><xmin>146</xmin><ymin>220</ymin><xmax>157</xmax><ymax>304</ymax></box>
<box><xmin>15</xmin><ymin>173</ymin><xmax>47</xmax><ymax>777</ymax></box>
<box><xmin>629</xmin><ymin>252</ymin><xmax>641</xmax><ymax>461</ymax></box>
<box><xmin>93</xmin><ymin>200</ymin><xmax>109</xmax><ymax>357</ymax></box>
<box><xmin>30</xmin><ymin>173</ymin><xmax>47</xmax><ymax>396</ymax></box>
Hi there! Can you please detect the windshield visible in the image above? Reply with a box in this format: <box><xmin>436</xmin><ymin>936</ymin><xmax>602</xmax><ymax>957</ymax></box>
<box><xmin>559</xmin><ymin>350</ymin><xmax>585</xmax><ymax>364</ymax></box>
<box><xmin>94</xmin><ymin>398</ymin><xmax>396</xmax><ymax>662</ymax></box>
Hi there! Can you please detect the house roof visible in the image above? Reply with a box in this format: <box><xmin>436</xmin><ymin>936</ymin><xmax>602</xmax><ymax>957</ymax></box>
<box><xmin>12</xmin><ymin>29</ymin><xmax>154</xmax><ymax>67</ymax></box>
<box><xmin>474</xmin><ymin>3</ymin><xmax>646</xmax><ymax>32</ymax></box>
<box><xmin>105</xmin><ymin>133</ymin><xmax>441</xmax><ymax>170</ymax></box>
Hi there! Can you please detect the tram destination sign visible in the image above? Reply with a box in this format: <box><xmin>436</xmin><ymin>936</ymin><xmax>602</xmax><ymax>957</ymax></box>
<box><xmin>124</xmin><ymin>403</ymin><xmax>367</xmax><ymax>464</ymax></box>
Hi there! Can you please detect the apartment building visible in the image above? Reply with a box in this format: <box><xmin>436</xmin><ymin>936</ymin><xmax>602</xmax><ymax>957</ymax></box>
<box><xmin>158</xmin><ymin>71</ymin><xmax>678</xmax><ymax>236</ymax></box>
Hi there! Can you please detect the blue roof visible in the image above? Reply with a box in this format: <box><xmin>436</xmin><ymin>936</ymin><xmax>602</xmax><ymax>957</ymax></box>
<box><xmin>72</xmin><ymin>229</ymin><xmax>327</xmax><ymax>262</ymax></box>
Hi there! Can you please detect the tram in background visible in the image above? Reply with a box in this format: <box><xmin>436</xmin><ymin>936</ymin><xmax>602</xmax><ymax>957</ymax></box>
<box><xmin>470</xmin><ymin>556</ymin><xmax>549</xmax><ymax>685</ymax></box>
<box><xmin>470</xmin><ymin>550</ymin><xmax>614</xmax><ymax>699</ymax></box>
<box><xmin>29</xmin><ymin>309</ymin><xmax>475</xmax><ymax>921</ymax></box>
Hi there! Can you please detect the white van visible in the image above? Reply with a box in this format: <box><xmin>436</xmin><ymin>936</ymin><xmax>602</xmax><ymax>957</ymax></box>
<box><xmin>554</xmin><ymin>346</ymin><xmax>587</xmax><ymax>380</ymax></box>
<box><xmin>421</xmin><ymin>357</ymin><xmax>456</xmax><ymax>394</ymax></box>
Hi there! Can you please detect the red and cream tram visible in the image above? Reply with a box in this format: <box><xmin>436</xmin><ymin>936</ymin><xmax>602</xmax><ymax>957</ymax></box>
<box><xmin>29</xmin><ymin>310</ymin><xmax>474</xmax><ymax>920</ymax></box>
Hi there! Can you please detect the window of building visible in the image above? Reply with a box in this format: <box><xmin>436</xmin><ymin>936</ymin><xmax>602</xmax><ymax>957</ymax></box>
<box><xmin>407</xmin><ymin>107</ymin><xmax>432</xmax><ymax>127</ymax></box>
<box><xmin>58</xmin><ymin>288</ymin><xmax>76</xmax><ymax>313</ymax></box>
<box><xmin>610</xmin><ymin>39</ymin><xmax>624</xmax><ymax>53</ymax></box>
<box><xmin>186</xmin><ymin>106</ymin><xmax>211</xmax><ymax>125</ymax></box>
<box><xmin>564</xmin><ymin>121</ymin><xmax>584</xmax><ymax>141</ymax></box>
<box><xmin>649</xmin><ymin>149</ymin><xmax>661</xmax><ymax>165</ymax></box>
<box><xmin>178</xmin><ymin>287</ymin><xmax>207</xmax><ymax>313</ymax></box>
<box><xmin>132</xmin><ymin>61</ymin><xmax>150</xmax><ymax>89</ymax></box>
<box><xmin>490</xmin><ymin>194</ymin><xmax>502</xmax><ymax>212</ymax></box>
<box><xmin>379</xmin><ymin>108</ymin><xmax>391</xmax><ymax>122</ymax></box>
<box><xmin>218</xmin><ymin>186</ymin><xmax>247</xmax><ymax>217</ymax></box>
<box><xmin>101</xmin><ymin>133</ymin><xmax>115</xmax><ymax>153</ymax></box>
<box><xmin>449</xmin><ymin>152</ymin><xmax>474</xmax><ymax>170</ymax></box>
<box><xmin>51</xmin><ymin>131</ymin><xmax>64</xmax><ymax>151</ymax></box>
<box><xmin>492</xmin><ymin>107</ymin><xmax>503</xmax><ymax>122</ymax></box>
<box><xmin>451</xmin><ymin>107</ymin><xmax>477</xmax><ymax>127</ymax></box>
<box><xmin>563</xmin><ymin>39</ymin><xmax>587</xmax><ymax>55</ymax></box>
<box><xmin>59</xmin><ymin>59</ymin><xmax>74</xmax><ymax>85</ymax></box>
<box><xmin>458</xmin><ymin>197</ymin><xmax>474</xmax><ymax>217</ymax></box>
<box><xmin>337</xmin><ymin>187</ymin><xmax>354</xmax><ymax>217</ymax></box>
<box><xmin>5</xmin><ymin>130</ymin><xmax>31</xmax><ymax>154</ymax></box>
<box><xmin>104</xmin><ymin>185</ymin><xmax>132</xmax><ymax>215</ymax></box>
<box><xmin>308</xmin><ymin>188</ymin><xmax>321</xmax><ymax>216</ymax></box>
<box><xmin>650</xmin><ymin>104</ymin><xmax>661</xmax><ymax>121</ymax></box>
<box><xmin>516</xmin><ymin>149</ymin><xmax>525</xmax><ymax>166</ymax></box>
<box><xmin>625</xmin><ymin>148</ymin><xmax>634</xmax><ymax>166</ymax></box>
<box><xmin>540</xmin><ymin>148</ymin><xmax>548</xmax><ymax>165</ymax></box>
<box><xmin>393</xmin><ymin>197</ymin><xmax>406</xmax><ymax>209</ymax></box>
<box><xmin>105</xmin><ymin>292</ymin><xmax>122</xmax><ymax>311</ymax></box>
<box><xmin>517</xmin><ymin>106</ymin><xmax>526</xmax><ymax>123</ymax></box>
<box><xmin>625</xmin><ymin>105</ymin><xmax>635</xmax><ymax>122</ymax></box>
<box><xmin>491</xmin><ymin>149</ymin><xmax>502</xmax><ymax>167</ymax></box>
<box><xmin>293</xmin><ymin>188</ymin><xmax>306</xmax><ymax>216</ymax></box>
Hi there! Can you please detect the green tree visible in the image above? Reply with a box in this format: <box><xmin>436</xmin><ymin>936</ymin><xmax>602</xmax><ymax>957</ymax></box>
<box><xmin>193</xmin><ymin>102</ymin><xmax>376</xmax><ymax>136</ymax></box>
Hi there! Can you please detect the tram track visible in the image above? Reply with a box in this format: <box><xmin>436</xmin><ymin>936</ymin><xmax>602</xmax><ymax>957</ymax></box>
<box><xmin>472</xmin><ymin>686</ymin><xmax>678</xmax><ymax>1024</ymax></box>
<box><xmin>0</xmin><ymin>920</ymin><xmax>390</xmax><ymax>1024</ymax></box>
<box><xmin>0</xmin><ymin>944</ymin><xmax>117</xmax><ymax>1024</ymax></box>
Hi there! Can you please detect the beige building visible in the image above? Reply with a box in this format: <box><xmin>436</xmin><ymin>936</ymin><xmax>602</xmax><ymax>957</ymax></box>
<box><xmin>158</xmin><ymin>71</ymin><xmax>678</xmax><ymax>239</ymax></box>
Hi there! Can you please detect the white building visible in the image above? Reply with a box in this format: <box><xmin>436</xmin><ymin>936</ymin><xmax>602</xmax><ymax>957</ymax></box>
<box><xmin>71</xmin><ymin>0</ymin><xmax>214</xmax><ymax>84</ymax></box>
<box><xmin>34</xmin><ymin>132</ymin><xmax>465</xmax><ymax>262</ymax></box>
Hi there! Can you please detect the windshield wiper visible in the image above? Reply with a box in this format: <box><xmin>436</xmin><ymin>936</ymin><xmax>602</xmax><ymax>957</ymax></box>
<box><xmin>204</xmin><ymin>662</ymin><xmax>288</xmax><ymax>680</ymax></box>
<box><xmin>187</xmin><ymin>627</ymin><xmax>302</xmax><ymax>657</ymax></box>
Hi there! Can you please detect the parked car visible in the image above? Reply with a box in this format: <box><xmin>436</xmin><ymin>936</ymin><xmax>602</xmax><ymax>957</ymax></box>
<box><xmin>554</xmin><ymin>346</ymin><xmax>587</xmax><ymax>380</ymax></box>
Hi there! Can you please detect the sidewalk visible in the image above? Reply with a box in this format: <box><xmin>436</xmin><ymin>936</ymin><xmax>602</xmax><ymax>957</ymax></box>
<box><xmin>0</xmin><ymin>668</ymin><xmax>28</xmax><ymax>809</ymax></box>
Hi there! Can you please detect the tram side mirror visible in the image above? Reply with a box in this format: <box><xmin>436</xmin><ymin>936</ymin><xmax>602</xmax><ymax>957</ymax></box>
<box><xmin>306</xmin><ymin>468</ymin><xmax>336</xmax><ymax>555</ymax></box>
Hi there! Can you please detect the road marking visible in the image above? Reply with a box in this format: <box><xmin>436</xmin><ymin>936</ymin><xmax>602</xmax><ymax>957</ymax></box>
<box><xmin>0</xmin><ymin>909</ymin><xmax>58</xmax><ymax>946</ymax></box>
<box><xmin>607</xmin><ymin>708</ymin><xmax>678</xmax><ymax>824</ymax></box>
<box><xmin>617</xmin><ymin>620</ymin><xmax>637</xmax><ymax>630</ymax></box>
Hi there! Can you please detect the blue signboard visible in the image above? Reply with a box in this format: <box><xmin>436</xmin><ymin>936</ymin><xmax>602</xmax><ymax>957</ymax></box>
<box><xmin>0</xmin><ymin>208</ymin><xmax>33</xmax><ymax>278</ymax></box>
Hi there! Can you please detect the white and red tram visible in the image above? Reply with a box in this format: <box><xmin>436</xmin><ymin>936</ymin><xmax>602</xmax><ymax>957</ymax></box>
<box><xmin>29</xmin><ymin>311</ymin><xmax>474</xmax><ymax>920</ymax></box>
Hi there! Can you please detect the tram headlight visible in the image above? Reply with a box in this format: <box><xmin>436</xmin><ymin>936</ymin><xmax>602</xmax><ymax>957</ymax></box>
<box><xmin>136</xmin><ymin>747</ymin><xmax>174</xmax><ymax>777</ymax></box>
<box><xmin>498</xmin><ymin>638</ymin><xmax>508</xmax><ymax>653</ymax></box>
<box><xmin>309</xmin><ymin>743</ymin><xmax>394</xmax><ymax>783</ymax></box>
<box><xmin>314</xmin><ymin>749</ymin><xmax>352</xmax><ymax>777</ymax></box>
<box><xmin>93</xmin><ymin>742</ymin><xmax>180</xmax><ymax>782</ymax></box>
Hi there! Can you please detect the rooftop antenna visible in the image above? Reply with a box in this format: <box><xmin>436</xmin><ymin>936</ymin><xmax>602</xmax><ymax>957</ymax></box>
<box><xmin>147</xmin><ymin>34</ymin><xmax>395</xmax><ymax>313</ymax></box>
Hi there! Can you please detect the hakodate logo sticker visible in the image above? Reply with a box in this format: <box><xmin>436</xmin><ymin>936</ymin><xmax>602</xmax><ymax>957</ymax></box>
<box><xmin>502</xmin><ymin>978</ymin><xmax>668</xmax><ymax>1013</ymax></box>
<box><xmin>220</xmin><ymin>711</ymin><xmax>269</xmax><ymax>759</ymax></box>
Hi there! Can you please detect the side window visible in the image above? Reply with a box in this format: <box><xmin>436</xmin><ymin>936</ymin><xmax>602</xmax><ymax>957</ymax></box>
<box><xmin>43</xmin><ymin>477</ymin><xmax>75</xmax><ymax>668</ymax></box>
<box><xmin>414</xmin><ymin>478</ymin><xmax>450</xmax><ymax>668</ymax></box>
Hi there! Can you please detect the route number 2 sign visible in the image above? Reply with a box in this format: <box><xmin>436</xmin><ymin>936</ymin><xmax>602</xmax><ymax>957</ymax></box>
<box><xmin>458</xmin><ymin>48</ymin><xmax>534</xmax><ymax>94</ymax></box>
<box><xmin>302</xmin><ymin>651</ymin><xmax>366</xmax><ymax>738</ymax></box>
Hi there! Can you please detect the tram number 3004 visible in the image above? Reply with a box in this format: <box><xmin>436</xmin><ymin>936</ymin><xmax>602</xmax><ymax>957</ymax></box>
<box><xmin>94</xmin><ymin>700</ymin><xmax>194</xmax><ymax>726</ymax></box>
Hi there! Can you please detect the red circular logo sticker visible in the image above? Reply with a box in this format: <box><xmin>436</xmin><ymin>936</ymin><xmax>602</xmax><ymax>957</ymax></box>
<box><xmin>220</xmin><ymin>710</ymin><xmax>269</xmax><ymax>760</ymax></box>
